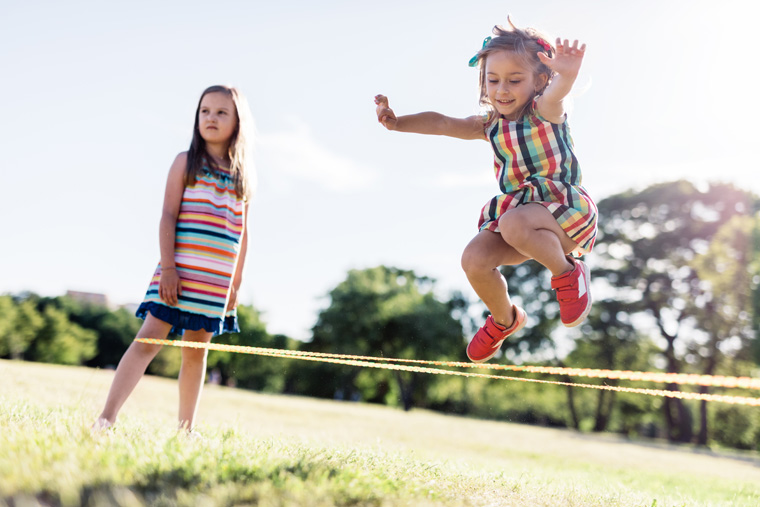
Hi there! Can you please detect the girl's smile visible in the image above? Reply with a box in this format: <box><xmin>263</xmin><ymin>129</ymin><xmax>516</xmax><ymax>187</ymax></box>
<box><xmin>495</xmin><ymin>98</ymin><xmax>516</xmax><ymax>107</ymax></box>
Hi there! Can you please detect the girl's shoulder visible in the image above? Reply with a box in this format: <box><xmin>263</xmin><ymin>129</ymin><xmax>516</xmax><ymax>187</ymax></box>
<box><xmin>172</xmin><ymin>151</ymin><xmax>189</xmax><ymax>166</ymax></box>
<box><xmin>168</xmin><ymin>151</ymin><xmax>189</xmax><ymax>177</ymax></box>
<box><xmin>483</xmin><ymin>112</ymin><xmax>502</xmax><ymax>135</ymax></box>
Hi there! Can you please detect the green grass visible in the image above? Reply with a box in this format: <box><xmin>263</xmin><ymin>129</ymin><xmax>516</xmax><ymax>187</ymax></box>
<box><xmin>1</xmin><ymin>359</ymin><xmax>759</xmax><ymax>506</ymax></box>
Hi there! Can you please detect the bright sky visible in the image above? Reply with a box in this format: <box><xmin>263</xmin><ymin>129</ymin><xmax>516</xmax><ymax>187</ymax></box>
<box><xmin>2</xmin><ymin>0</ymin><xmax>759</xmax><ymax>340</ymax></box>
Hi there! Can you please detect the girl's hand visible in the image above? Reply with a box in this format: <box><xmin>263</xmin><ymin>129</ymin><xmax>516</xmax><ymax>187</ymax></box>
<box><xmin>538</xmin><ymin>39</ymin><xmax>586</xmax><ymax>79</ymax></box>
<box><xmin>159</xmin><ymin>267</ymin><xmax>182</xmax><ymax>307</ymax></box>
<box><xmin>374</xmin><ymin>94</ymin><xmax>398</xmax><ymax>130</ymax></box>
<box><xmin>226</xmin><ymin>286</ymin><xmax>239</xmax><ymax>312</ymax></box>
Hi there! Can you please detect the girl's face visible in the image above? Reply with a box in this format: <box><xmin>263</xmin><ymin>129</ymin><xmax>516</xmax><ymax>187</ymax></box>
<box><xmin>198</xmin><ymin>92</ymin><xmax>238</xmax><ymax>146</ymax></box>
<box><xmin>485</xmin><ymin>50</ymin><xmax>546</xmax><ymax>120</ymax></box>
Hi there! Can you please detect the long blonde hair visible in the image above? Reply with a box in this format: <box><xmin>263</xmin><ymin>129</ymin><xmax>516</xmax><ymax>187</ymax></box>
<box><xmin>186</xmin><ymin>85</ymin><xmax>254</xmax><ymax>200</ymax></box>
<box><xmin>473</xmin><ymin>18</ymin><xmax>555</xmax><ymax>123</ymax></box>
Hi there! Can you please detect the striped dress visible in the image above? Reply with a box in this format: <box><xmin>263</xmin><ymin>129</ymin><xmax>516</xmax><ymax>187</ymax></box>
<box><xmin>478</xmin><ymin>111</ymin><xmax>597</xmax><ymax>255</ymax></box>
<box><xmin>136</xmin><ymin>161</ymin><xmax>245</xmax><ymax>336</ymax></box>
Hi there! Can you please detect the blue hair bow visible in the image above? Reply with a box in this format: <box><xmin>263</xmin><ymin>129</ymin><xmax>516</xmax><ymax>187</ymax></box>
<box><xmin>468</xmin><ymin>36</ymin><xmax>491</xmax><ymax>67</ymax></box>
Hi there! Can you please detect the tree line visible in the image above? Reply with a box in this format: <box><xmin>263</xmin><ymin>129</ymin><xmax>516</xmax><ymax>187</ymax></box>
<box><xmin>1</xmin><ymin>180</ymin><xmax>758</xmax><ymax>451</ymax></box>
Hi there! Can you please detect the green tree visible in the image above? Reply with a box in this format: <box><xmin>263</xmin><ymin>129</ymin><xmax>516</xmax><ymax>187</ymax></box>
<box><xmin>0</xmin><ymin>296</ymin><xmax>13</xmax><ymax>354</ymax></box>
<box><xmin>91</xmin><ymin>308</ymin><xmax>144</xmax><ymax>368</ymax></box>
<box><xmin>690</xmin><ymin>215</ymin><xmax>760</xmax><ymax>446</ymax></box>
<box><xmin>206</xmin><ymin>304</ymin><xmax>297</xmax><ymax>391</ymax></box>
<box><xmin>48</xmin><ymin>296</ymin><xmax>144</xmax><ymax>369</ymax></box>
<box><xmin>0</xmin><ymin>296</ymin><xmax>44</xmax><ymax>360</ymax></box>
<box><xmin>753</xmin><ymin>220</ymin><xmax>760</xmax><ymax>365</ymax></box>
<box><xmin>564</xmin><ymin>300</ymin><xmax>659</xmax><ymax>433</ymax></box>
<box><xmin>308</xmin><ymin>266</ymin><xmax>465</xmax><ymax>411</ymax></box>
<box><xmin>595</xmin><ymin>180</ymin><xmax>759</xmax><ymax>443</ymax></box>
<box><xmin>28</xmin><ymin>305</ymin><xmax>97</xmax><ymax>365</ymax></box>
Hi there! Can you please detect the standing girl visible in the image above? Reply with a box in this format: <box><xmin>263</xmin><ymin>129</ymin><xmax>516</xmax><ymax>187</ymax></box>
<box><xmin>375</xmin><ymin>18</ymin><xmax>597</xmax><ymax>363</ymax></box>
<box><xmin>94</xmin><ymin>85</ymin><xmax>254</xmax><ymax>430</ymax></box>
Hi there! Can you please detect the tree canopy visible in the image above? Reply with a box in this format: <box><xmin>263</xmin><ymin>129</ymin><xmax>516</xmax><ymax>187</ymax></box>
<box><xmin>307</xmin><ymin>266</ymin><xmax>466</xmax><ymax>410</ymax></box>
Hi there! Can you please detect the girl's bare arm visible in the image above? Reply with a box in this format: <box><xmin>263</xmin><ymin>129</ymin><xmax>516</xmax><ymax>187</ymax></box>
<box><xmin>157</xmin><ymin>152</ymin><xmax>187</xmax><ymax>306</ymax></box>
<box><xmin>536</xmin><ymin>39</ymin><xmax>586</xmax><ymax>123</ymax></box>
<box><xmin>375</xmin><ymin>95</ymin><xmax>485</xmax><ymax>140</ymax></box>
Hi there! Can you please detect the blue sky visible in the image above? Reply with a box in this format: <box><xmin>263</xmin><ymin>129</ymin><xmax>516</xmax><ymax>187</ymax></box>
<box><xmin>1</xmin><ymin>0</ymin><xmax>758</xmax><ymax>340</ymax></box>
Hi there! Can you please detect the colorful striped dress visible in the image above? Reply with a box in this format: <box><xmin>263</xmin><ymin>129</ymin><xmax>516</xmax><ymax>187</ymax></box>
<box><xmin>478</xmin><ymin>111</ymin><xmax>597</xmax><ymax>255</ymax></box>
<box><xmin>136</xmin><ymin>161</ymin><xmax>245</xmax><ymax>336</ymax></box>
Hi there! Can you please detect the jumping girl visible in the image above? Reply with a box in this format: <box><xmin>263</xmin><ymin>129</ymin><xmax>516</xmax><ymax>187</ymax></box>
<box><xmin>94</xmin><ymin>85</ymin><xmax>254</xmax><ymax>430</ymax></box>
<box><xmin>375</xmin><ymin>18</ymin><xmax>597</xmax><ymax>363</ymax></box>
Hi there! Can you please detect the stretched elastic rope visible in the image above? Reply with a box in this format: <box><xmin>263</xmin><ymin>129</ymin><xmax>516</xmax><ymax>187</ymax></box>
<box><xmin>135</xmin><ymin>338</ymin><xmax>760</xmax><ymax>389</ymax></box>
<box><xmin>135</xmin><ymin>338</ymin><xmax>760</xmax><ymax>407</ymax></box>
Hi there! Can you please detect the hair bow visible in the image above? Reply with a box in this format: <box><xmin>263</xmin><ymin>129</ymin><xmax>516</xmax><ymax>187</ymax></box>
<box><xmin>536</xmin><ymin>38</ymin><xmax>552</xmax><ymax>54</ymax></box>
<box><xmin>468</xmin><ymin>36</ymin><xmax>492</xmax><ymax>67</ymax></box>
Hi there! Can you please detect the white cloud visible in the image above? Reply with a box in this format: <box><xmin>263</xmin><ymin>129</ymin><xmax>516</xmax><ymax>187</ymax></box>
<box><xmin>256</xmin><ymin>117</ymin><xmax>377</xmax><ymax>193</ymax></box>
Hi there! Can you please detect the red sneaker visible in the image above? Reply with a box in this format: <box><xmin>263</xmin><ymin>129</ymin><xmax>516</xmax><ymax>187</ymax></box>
<box><xmin>466</xmin><ymin>306</ymin><xmax>527</xmax><ymax>363</ymax></box>
<box><xmin>551</xmin><ymin>257</ymin><xmax>591</xmax><ymax>327</ymax></box>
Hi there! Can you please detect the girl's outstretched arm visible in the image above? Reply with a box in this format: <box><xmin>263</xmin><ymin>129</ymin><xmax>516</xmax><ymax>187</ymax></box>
<box><xmin>157</xmin><ymin>152</ymin><xmax>187</xmax><ymax>307</ymax></box>
<box><xmin>374</xmin><ymin>95</ymin><xmax>485</xmax><ymax>140</ymax></box>
<box><xmin>536</xmin><ymin>39</ymin><xmax>586</xmax><ymax>123</ymax></box>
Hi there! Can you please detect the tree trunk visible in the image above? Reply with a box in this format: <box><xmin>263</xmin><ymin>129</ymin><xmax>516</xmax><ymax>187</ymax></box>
<box><xmin>394</xmin><ymin>371</ymin><xmax>416</xmax><ymax>411</ymax></box>
<box><xmin>593</xmin><ymin>388</ymin><xmax>616</xmax><ymax>432</ymax></box>
<box><xmin>697</xmin><ymin>354</ymin><xmax>717</xmax><ymax>446</ymax></box>
<box><xmin>697</xmin><ymin>390</ymin><xmax>709</xmax><ymax>446</ymax></box>
<box><xmin>566</xmin><ymin>383</ymin><xmax>580</xmax><ymax>429</ymax></box>
<box><xmin>657</xmin><ymin>315</ymin><xmax>693</xmax><ymax>444</ymax></box>
<box><xmin>558</xmin><ymin>360</ymin><xmax>580</xmax><ymax>430</ymax></box>
<box><xmin>663</xmin><ymin>391</ymin><xmax>693</xmax><ymax>443</ymax></box>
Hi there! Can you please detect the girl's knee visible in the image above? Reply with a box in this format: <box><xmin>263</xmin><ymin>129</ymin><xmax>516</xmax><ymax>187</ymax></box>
<box><xmin>461</xmin><ymin>244</ymin><xmax>479</xmax><ymax>273</ymax></box>
<box><xmin>498</xmin><ymin>212</ymin><xmax>528</xmax><ymax>244</ymax></box>
<box><xmin>461</xmin><ymin>245</ymin><xmax>495</xmax><ymax>274</ymax></box>
<box><xmin>180</xmin><ymin>333</ymin><xmax>212</xmax><ymax>362</ymax></box>
<box><xmin>181</xmin><ymin>347</ymin><xmax>208</xmax><ymax>367</ymax></box>
<box><xmin>183</xmin><ymin>348</ymin><xmax>206</xmax><ymax>358</ymax></box>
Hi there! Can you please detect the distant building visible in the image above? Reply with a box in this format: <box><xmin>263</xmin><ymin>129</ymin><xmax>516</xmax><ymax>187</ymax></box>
<box><xmin>65</xmin><ymin>290</ymin><xmax>110</xmax><ymax>308</ymax></box>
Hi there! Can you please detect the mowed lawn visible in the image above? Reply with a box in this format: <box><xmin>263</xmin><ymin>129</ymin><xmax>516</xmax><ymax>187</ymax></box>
<box><xmin>1</xmin><ymin>358</ymin><xmax>759</xmax><ymax>506</ymax></box>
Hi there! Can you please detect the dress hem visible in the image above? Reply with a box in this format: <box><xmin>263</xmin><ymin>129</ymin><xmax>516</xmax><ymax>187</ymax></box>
<box><xmin>478</xmin><ymin>201</ymin><xmax>594</xmax><ymax>256</ymax></box>
<box><xmin>136</xmin><ymin>301</ymin><xmax>240</xmax><ymax>337</ymax></box>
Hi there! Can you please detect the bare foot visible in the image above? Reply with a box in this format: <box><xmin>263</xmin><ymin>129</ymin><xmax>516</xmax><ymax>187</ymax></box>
<box><xmin>91</xmin><ymin>417</ymin><xmax>113</xmax><ymax>432</ymax></box>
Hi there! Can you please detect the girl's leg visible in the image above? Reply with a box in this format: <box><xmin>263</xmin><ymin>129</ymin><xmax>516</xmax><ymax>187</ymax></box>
<box><xmin>96</xmin><ymin>314</ymin><xmax>172</xmax><ymax>426</ymax></box>
<box><xmin>497</xmin><ymin>203</ymin><xmax>577</xmax><ymax>275</ymax></box>
<box><xmin>461</xmin><ymin>230</ymin><xmax>529</xmax><ymax>327</ymax></box>
<box><xmin>177</xmin><ymin>329</ymin><xmax>213</xmax><ymax>430</ymax></box>
<box><xmin>499</xmin><ymin>203</ymin><xmax>591</xmax><ymax>327</ymax></box>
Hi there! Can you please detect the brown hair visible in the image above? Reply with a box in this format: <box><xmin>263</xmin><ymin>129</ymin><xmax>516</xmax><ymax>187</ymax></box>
<box><xmin>473</xmin><ymin>17</ymin><xmax>555</xmax><ymax>122</ymax></box>
<box><xmin>185</xmin><ymin>85</ymin><xmax>254</xmax><ymax>200</ymax></box>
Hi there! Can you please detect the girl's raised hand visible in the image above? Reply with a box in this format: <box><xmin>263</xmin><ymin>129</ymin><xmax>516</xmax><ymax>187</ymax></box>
<box><xmin>538</xmin><ymin>39</ymin><xmax>586</xmax><ymax>79</ymax></box>
<box><xmin>374</xmin><ymin>94</ymin><xmax>398</xmax><ymax>130</ymax></box>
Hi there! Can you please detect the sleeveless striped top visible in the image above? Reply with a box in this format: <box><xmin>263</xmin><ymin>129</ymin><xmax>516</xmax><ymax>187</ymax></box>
<box><xmin>478</xmin><ymin>111</ymin><xmax>597</xmax><ymax>254</ymax></box>
<box><xmin>136</xmin><ymin>160</ymin><xmax>245</xmax><ymax>336</ymax></box>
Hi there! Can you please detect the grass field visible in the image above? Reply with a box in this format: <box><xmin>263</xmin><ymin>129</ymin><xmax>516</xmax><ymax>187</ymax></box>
<box><xmin>1</xmin><ymin>359</ymin><xmax>759</xmax><ymax>506</ymax></box>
